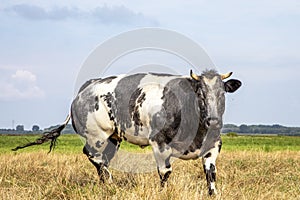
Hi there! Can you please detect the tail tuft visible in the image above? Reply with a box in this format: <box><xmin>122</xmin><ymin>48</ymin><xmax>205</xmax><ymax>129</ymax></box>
<box><xmin>12</xmin><ymin>115</ymin><xmax>70</xmax><ymax>153</ymax></box>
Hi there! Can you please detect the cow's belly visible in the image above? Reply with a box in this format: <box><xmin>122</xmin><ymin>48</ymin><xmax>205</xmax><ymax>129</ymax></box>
<box><xmin>178</xmin><ymin>149</ymin><xmax>201</xmax><ymax>160</ymax></box>
<box><xmin>123</xmin><ymin>132</ymin><xmax>150</xmax><ymax>147</ymax></box>
<box><xmin>121</xmin><ymin>121</ymin><xmax>150</xmax><ymax>146</ymax></box>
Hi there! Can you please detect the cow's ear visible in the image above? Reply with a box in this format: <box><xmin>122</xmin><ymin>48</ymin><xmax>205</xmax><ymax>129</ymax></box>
<box><xmin>224</xmin><ymin>79</ymin><xmax>242</xmax><ymax>93</ymax></box>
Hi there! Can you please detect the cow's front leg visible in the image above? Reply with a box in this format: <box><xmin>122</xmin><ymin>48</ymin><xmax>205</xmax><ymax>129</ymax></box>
<box><xmin>150</xmin><ymin>141</ymin><xmax>173</xmax><ymax>187</ymax></box>
<box><xmin>202</xmin><ymin>139</ymin><xmax>222</xmax><ymax>195</ymax></box>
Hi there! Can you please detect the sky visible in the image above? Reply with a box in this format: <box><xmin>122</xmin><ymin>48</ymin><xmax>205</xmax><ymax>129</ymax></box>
<box><xmin>0</xmin><ymin>0</ymin><xmax>299</xmax><ymax>130</ymax></box>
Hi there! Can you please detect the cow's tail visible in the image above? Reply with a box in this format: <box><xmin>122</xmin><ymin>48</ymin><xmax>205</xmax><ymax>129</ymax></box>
<box><xmin>12</xmin><ymin>115</ymin><xmax>71</xmax><ymax>153</ymax></box>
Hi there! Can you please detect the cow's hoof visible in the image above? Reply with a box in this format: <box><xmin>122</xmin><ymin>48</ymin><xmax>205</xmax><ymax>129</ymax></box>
<box><xmin>208</xmin><ymin>189</ymin><xmax>217</xmax><ymax>196</ymax></box>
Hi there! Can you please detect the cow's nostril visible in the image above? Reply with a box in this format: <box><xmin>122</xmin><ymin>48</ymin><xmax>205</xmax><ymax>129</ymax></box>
<box><xmin>205</xmin><ymin>120</ymin><xmax>210</xmax><ymax>128</ymax></box>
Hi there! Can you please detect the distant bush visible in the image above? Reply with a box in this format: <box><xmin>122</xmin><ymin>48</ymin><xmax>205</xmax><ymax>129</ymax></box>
<box><xmin>226</xmin><ymin>132</ymin><xmax>238</xmax><ymax>137</ymax></box>
<box><xmin>222</xmin><ymin>124</ymin><xmax>300</xmax><ymax>136</ymax></box>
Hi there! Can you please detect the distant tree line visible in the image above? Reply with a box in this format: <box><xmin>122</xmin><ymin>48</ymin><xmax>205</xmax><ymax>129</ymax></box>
<box><xmin>222</xmin><ymin>124</ymin><xmax>300</xmax><ymax>136</ymax></box>
<box><xmin>1</xmin><ymin>124</ymin><xmax>300</xmax><ymax>136</ymax></box>
<box><xmin>0</xmin><ymin>124</ymin><xmax>75</xmax><ymax>134</ymax></box>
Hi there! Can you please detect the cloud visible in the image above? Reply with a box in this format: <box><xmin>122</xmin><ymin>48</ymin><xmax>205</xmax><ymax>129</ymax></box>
<box><xmin>0</xmin><ymin>70</ymin><xmax>45</xmax><ymax>101</ymax></box>
<box><xmin>12</xmin><ymin>70</ymin><xmax>37</xmax><ymax>82</ymax></box>
<box><xmin>4</xmin><ymin>4</ymin><xmax>158</xmax><ymax>25</ymax></box>
<box><xmin>5</xmin><ymin>4</ymin><xmax>81</xmax><ymax>20</ymax></box>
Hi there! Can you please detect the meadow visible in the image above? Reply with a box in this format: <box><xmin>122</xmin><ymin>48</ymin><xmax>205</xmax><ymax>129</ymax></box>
<box><xmin>0</xmin><ymin>134</ymin><xmax>299</xmax><ymax>199</ymax></box>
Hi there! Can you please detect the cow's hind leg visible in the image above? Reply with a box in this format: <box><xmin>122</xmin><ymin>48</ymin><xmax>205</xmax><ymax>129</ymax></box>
<box><xmin>202</xmin><ymin>139</ymin><xmax>222</xmax><ymax>195</ymax></box>
<box><xmin>150</xmin><ymin>141</ymin><xmax>173</xmax><ymax>187</ymax></box>
<box><xmin>83</xmin><ymin>134</ymin><xmax>121</xmax><ymax>183</ymax></box>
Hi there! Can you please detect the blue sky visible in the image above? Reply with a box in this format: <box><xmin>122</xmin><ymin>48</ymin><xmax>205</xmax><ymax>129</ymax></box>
<box><xmin>0</xmin><ymin>0</ymin><xmax>299</xmax><ymax>129</ymax></box>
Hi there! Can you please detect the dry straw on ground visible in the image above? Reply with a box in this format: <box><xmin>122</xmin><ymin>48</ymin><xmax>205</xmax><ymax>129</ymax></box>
<box><xmin>1</xmin><ymin>151</ymin><xmax>299</xmax><ymax>200</ymax></box>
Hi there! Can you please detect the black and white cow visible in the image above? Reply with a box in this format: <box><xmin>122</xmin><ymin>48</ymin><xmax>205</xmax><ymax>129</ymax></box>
<box><xmin>13</xmin><ymin>69</ymin><xmax>241</xmax><ymax>195</ymax></box>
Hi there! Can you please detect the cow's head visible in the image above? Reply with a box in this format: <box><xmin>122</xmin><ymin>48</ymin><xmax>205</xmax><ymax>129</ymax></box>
<box><xmin>190</xmin><ymin>69</ymin><xmax>241</xmax><ymax>130</ymax></box>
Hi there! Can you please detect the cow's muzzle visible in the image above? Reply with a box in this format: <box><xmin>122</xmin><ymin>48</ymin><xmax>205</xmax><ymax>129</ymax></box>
<box><xmin>205</xmin><ymin>117</ymin><xmax>222</xmax><ymax>129</ymax></box>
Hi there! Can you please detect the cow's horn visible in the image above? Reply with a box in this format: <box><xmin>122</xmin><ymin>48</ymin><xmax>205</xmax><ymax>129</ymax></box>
<box><xmin>190</xmin><ymin>70</ymin><xmax>200</xmax><ymax>81</ymax></box>
<box><xmin>221</xmin><ymin>72</ymin><xmax>233</xmax><ymax>80</ymax></box>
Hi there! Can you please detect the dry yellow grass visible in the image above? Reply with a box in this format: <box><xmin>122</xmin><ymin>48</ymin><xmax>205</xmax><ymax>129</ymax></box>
<box><xmin>1</xmin><ymin>151</ymin><xmax>299</xmax><ymax>200</ymax></box>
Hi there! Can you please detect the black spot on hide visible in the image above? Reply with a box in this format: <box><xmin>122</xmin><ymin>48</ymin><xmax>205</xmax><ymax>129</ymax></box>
<box><xmin>96</xmin><ymin>140</ymin><xmax>103</xmax><ymax>148</ymax></box>
<box><xmin>95</xmin><ymin>96</ymin><xmax>99</xmax><ymax>111</ymax></box>
<box><xmin>218</xmin><ymin>140</ymin><xmax>222</xmax><ymax>153</ymax></box>
<box><xmin>100</xmin><ymin>92</ymin><xmax>116</xmax><ymax>121</ymax></box>
<box><xmin>113</xmin><ymin>74</ymin><xmax>146</xmax><ymax>132</ymax></box>
<box><xmin>129</xmin><ymin>88</ymin><xmax>146</xmax><ymax>136</ymax></box>
<box><xmin>204</xmin><ymin>152</ymin><xmax>212</xmax><ymax>158</ymax></box>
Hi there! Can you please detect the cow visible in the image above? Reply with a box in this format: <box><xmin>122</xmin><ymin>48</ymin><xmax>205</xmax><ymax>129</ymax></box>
<box><xmin>13</xmin><ymin>69</ymin><xmax>241</xmax><ymax>195</ymax></box>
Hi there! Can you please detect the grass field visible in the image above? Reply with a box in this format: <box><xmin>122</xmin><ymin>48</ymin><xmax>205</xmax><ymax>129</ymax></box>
<box><xmin>1</xmin><ymin>134</ymin><xmax>300</xmax><ymax>199</ymax></box>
